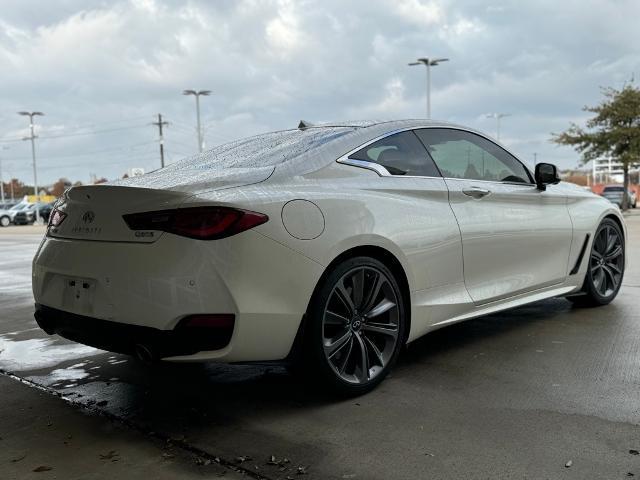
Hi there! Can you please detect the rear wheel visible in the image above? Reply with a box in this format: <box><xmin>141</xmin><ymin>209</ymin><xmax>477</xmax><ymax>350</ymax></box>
<box><xmin>569</xmin><ymin>218</ymin><xmax>624</xmax><ymax>307</ymax></box>
<box><xmin>303</xmin><ymin>256</ymin><xmax>406</xmax><ymax>396</ymax></box>
<box><xmin>0</xmin><ymin>216</ymin><xmax>9</xmax><ymax>227</ymax></box>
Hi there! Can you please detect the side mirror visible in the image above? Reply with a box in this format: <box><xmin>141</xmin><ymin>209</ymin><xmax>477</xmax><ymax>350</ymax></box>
<box><xmin>535</xmin><ymin>162</ymin><xmax>560</xmax><ymax>191</ymax></box>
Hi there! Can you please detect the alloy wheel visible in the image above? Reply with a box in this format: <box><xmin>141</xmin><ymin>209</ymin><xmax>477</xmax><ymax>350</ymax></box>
<box><xmin>322</xmin><ymin>266</ymin><xmax>400</xmax><ymax>384</ymax></box>
<box><xmin>590</xmin><ymin>224</ymin><xmax>623</xmax><ymax>297</ymax></box>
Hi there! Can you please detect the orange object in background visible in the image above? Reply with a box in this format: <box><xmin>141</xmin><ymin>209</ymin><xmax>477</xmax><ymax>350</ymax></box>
<box><xmin>589</xmin><ymin>183</ymin><xmax>639</xmax><ymax>196</ymax></box>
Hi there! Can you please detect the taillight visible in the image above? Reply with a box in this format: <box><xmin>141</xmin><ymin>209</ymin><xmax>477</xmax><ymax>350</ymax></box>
<box><xmin>48</xmin><ymin>209</ymin><xmax>67</xmax><ymax>228</ymax></box>
<box><xmin>122</xmin><ymin>206</ymin><xmax>268</xmax><ymax>240</ymax></box>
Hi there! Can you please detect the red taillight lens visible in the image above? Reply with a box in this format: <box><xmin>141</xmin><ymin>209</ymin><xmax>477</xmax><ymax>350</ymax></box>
<box><xmin>48</xmin><ymin>209</ymin><xmax>67</xmax><ymax>228</ymax></box>
<box><xmin>122</xmin><ymin>206</ymin><xmax>268</xmax><ymax>240</ymax></box>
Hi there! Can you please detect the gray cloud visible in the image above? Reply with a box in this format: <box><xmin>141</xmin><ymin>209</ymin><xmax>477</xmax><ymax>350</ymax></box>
<box><xmin>0</xmin><ymin>0</ymin><xmax>638</xmax><ymax>185</ymax></box>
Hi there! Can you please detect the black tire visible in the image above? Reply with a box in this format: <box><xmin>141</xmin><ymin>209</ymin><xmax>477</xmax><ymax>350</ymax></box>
<box><xmin>303</xmin><ymin>256</ymin><xmax>407</xmax><ymax>396</ymax></box>
<box><xmin>569</xmin><ymin>218</ymin><xmax>624</xmax><ymax>307</ymax></box>
<box><xmin>0</xmin><ymin>216</ymin><xmax>9</xmax><ymax>227</ymax></box>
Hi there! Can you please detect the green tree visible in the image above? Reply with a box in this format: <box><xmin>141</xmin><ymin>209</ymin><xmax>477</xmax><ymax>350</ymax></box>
<box><xmin>552</xmin><ymin>84</ymin><xmax>640</xmax><ymax>210</ymax></box>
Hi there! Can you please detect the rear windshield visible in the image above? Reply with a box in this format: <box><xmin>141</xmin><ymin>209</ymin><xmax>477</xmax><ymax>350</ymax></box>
<box><xmin>603</xmin><ymin>186</ymin><xmax>624</xmax><ymax>192</ymax></box>
<box><xmin>167</xmin><ymin>127</ymin><xmax>355</xmax><ymax>171</ymax></box>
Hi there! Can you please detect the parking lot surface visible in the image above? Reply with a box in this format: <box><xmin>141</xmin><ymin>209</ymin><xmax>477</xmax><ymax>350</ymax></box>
<box><xmin>1</xmin><ymin>216</ymin><xmax>639</xmax><ymax>479</ymax></box>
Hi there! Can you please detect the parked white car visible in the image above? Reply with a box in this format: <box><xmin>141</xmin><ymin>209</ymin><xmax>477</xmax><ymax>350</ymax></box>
<box><xmin>0</xmin><ymin>202</ymin><xmax>31</xmax><ymax>227</ymax></box>
<box><xmin>33</xmin><ymin>120</ymin><xmax>626</xmax><ymax>394</ymax></box>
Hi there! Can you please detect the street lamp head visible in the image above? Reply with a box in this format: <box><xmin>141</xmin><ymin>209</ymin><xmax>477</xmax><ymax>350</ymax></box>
<box><xmin>197</xmin><ymin>90</ymin><xmax>212</xmax><ymax>96</ymax></box>
<box><xmin>33</xmin><ymin>112</ymin><xmax>44</xmax><ymax>116</ymax></box>
<box><xmin>17</xmin><ymin>111</ymin><xmax>44</xmax><ymax>117</ymax></box>
<box><xmin>430</xmin><ymin>58</ymin><xmax>449</xmax><ymax>66</ymax></box>
<box><xmin>183</xmin><ymin>89</ymin><xmax>197</xmax><ymax>96</ymax></box>
<box><xmin>408</xmin><ymin>62</ymin><xmax>422</xmax><ymax>66</ymax></box>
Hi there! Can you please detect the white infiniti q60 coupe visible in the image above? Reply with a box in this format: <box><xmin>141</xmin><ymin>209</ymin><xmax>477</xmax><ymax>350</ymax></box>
<box><xmin>33</xmin><ymin>120</ymin><xmax>626</xmax><ymax>395</ymax></box>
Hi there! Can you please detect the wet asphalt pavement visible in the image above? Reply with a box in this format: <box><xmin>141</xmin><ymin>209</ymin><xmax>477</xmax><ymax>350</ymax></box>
<box><xmin>1</xmin><ymin>219</ymin><xmax>639</xmax><ymax>479</ymax></box>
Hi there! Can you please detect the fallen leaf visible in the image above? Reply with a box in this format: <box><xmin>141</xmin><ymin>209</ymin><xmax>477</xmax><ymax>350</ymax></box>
<box><xmin>99</xmin><ymin>450</ymin><xmax>119</xmax><ymax>461</ymax></box>
<box><xmin>33</xmin><ymin>466</ymin><xmax>52</xmax><ymax>472</ymax></box>
<box><xmin>235</xmin><ymin>455</ymin><xmax>251</xmax><ymax>463</ymax></box>
<box><xmin>10</xmin><ymin>455</ymin><xmax>26</xmax><ymax>463</ymax></box>
<box><xmin>630</xmin><ymin>450</ymin><xmax>640</xmax><ymax>455</ymax></box>
<box><xmin>297</xmin><ymin>465</ymin><xmax>308</xmax><ymax>475</ymax></box>
<box><xmin>565</xmin><ymin>460</ymin><xmax>573</xmax><ymax>468</ymax></box>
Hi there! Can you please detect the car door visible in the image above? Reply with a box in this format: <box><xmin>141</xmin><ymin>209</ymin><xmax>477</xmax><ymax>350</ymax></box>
<box><xmin>415</xmin><ymin>128</ymin><xmax>573</xmax><ymax>305</ymax></box>
<box><xmin>342</xmin><ymin>129</ymin><xmax>467</xmax><ymax>333</ymax></box>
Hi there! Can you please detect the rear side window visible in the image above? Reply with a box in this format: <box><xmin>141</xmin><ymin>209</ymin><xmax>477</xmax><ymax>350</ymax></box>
<box><xmin>415</xmin><ymin>128</ymin><xmax>532</xmax><ymax>183</ymax></box>
<box><xmin>348</xmin><ymin>131</ymin><xmax>441</xmax><ymax>177</ymax></box>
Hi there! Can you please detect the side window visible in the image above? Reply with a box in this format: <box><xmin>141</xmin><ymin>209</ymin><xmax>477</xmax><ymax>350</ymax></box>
<box><xmin>414</xmin><ymin>128</ymin><xmax>532</xmax><ymax>183</ymax></box>
<box><xmin>348</xmin><ymin>131</ymin><xmax>441</xmax><ymax>177</ymax></box>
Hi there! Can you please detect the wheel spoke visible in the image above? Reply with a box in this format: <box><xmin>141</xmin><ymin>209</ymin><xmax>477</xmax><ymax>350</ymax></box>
<box><xmin>352</xmin><ymin>268</ymin><xmax>365</xmax><ymax>310</ymax></box>
<box><xmin>605</xmin><ymin>245</ymin><xmax>622</xmax><ymax>261</ymax></box>
<box><xmin>335</xmin><ymin>280</ymin><xmax>355</xmax><ymax>316</ymax></box>
<box><xmin>363</xmin><ymin>334</ymin><xmax>385</xmax><ymax>367</ymax></box>
<box><xmin>325</xmin><ymin>310</ymin><xmax>349</xmax><ymax>325</ymax></box>
<box><xmin>354</xmin><ymin>332</ymin><xmax>370</xmax><ymax>383</ymax></box>
<box><xmin>607</xmin><ymin>262</ymin><xmax>622</xmax><ymax>275</ymax></box>
<box><xmin>593</xmin><ymin>268</ymin><xmax>605</xmax><ymax>294</ymax></box>
<box><xmin>605</xmin><ymin>228</ymin><xmax>617</xmax><ymax>254</ymax></box>
<box><xmin>595</xmin><ymin>229</ymin><xmax>607</xmax><ymax>254</ymax></box>
<box><xmin>336</xmin><ymin>337</ymin><xmax>354</xmax><ymax>374</ymax></box>
<box><xmin>325</xmin><ymin>329</ymin><xmax>352</xmax><ymax>358</ymax></box>
<box><xmin>365</xmin><ymin>298</ymin><xmax>396</xmax><ymax>319</ymax></box>
<box><xmin>601</xmin><ymin>265</ymin><xmax>618</xmax><ymax>291</ymax></box>
<box><xmin>362</xmin><ymin>321</ymin><xmax>398</xmax><ymax>339</ymax></box>
<box><xmin>361</xmin><ymin>271</ymin><xmax>384</xmax><ymax>314</ymax></box>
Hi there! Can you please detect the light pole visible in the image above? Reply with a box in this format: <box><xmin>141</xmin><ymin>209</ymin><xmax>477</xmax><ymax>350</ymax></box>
<box><xmin>408</xmin><ymin>57</ymin><xmax>449</xmax><ymax>119</ymax></box>
<box><xmin>0</xmin><ymin>146</ymin><xmax>8</xmax><ymax>203</ymax></box>
<box><xmin>18</xmin><ymin>111</ymin><xmax>44</xmax><ymax>223</ymax></box>
<box><xmin>485</xmin><ymin>112</ymin><xmax>511</xmax><ymax>141</ymax></box>
<box><xmin>182</xmin><ymin>89</ymin><xmax>211</xmax><ymax>153</ymax></box>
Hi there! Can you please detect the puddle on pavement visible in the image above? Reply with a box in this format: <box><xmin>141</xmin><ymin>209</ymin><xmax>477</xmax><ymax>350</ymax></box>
<box><xmin>0</xmin><ymin>333</ymin><xmax>102</xmax><ymax>372</ymax></box>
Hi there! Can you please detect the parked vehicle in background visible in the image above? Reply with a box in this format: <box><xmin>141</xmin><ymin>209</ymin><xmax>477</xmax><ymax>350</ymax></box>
<box><xmin>12</xmin><ymin>202</ymin><xmax>55</xmax><ymax>225</ymax></box>
<box><xmin>0</xmin><ymin>202</ymin><xmax>31</xmax><ymax>227</ymax></box>
<box><xmin>601</xmin><ymin>185</ymin><xmax>637</xmax><ymax>208</ymax></box>
<box><xmin>0</xmin><ymin>201</ymin><xmax>19</xmax><ymax>210</ymax></box>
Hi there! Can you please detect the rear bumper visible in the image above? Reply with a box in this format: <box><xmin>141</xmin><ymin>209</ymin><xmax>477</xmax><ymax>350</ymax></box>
<box><xmin>32</xmin><ymin>231</ymin><xmax>324</xmax><ymax>362</ymax></box>
<box><xmin>34</xmin><ymin>303</ymin><xmax>232</xmax><ymax>358</ymax></box>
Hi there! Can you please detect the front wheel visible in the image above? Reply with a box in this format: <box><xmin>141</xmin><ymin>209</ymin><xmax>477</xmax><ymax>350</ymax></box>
<box><xmin>569</xmin><ymin>218</ymin><xmax>624</xmax><ymax>307</ymax></box>
<box><xmin>303</xmin><ymin>256</ymin><xmax>406</xmax><ymax>396</ymax></box>
<box><xmin>0</xmin><ymin>216</ymin><xmax>9</xmax><ymax>227</ymax></box>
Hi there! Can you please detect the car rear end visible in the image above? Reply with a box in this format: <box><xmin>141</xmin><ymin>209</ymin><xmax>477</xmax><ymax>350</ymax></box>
<box><xmin>601</xmin><ymin>186</ymin><xmax>625</xmax><ymax>207</ymax></box>
<box><xmin>32</xmin><ymin>181</ymin><xmax>324</xmax><ymax>364</ymax></box>
<box><xmin>13</xmin><ymin>209</ymin><xmax>33</xmax><ymax>225</ymax></box>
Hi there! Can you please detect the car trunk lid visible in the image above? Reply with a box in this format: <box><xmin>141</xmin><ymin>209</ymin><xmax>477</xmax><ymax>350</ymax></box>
<box><xmin>48</xmin><ymin>167</ymin><xmax>274</xmax><ymax>243</ymax></box>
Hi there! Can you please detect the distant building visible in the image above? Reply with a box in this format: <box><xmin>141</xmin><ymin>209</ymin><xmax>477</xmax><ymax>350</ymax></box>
<box><xmin>592</xmin><ymin>158</ymin><xmax>640</xmax><ymax>184</ymax></box>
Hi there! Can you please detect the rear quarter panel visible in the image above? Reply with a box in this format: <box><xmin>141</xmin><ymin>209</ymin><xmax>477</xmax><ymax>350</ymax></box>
<box><xmin>186</xmin><ymin>163</ymin><xmax>466</xmax><ymax>338</ymax></box>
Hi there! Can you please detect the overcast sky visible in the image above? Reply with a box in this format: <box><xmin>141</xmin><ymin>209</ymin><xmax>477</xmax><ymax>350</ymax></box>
<box><xmin>1</xmin><ymin>0</ymin><xmax>639</xmax><ymax>186</ymax></box>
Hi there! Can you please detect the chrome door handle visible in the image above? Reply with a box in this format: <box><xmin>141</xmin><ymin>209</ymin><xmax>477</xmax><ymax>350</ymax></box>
<box><xmin>462</xmin><ymin>187</ymin><xmax>491</xmax><ymax>199</ymax></box>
